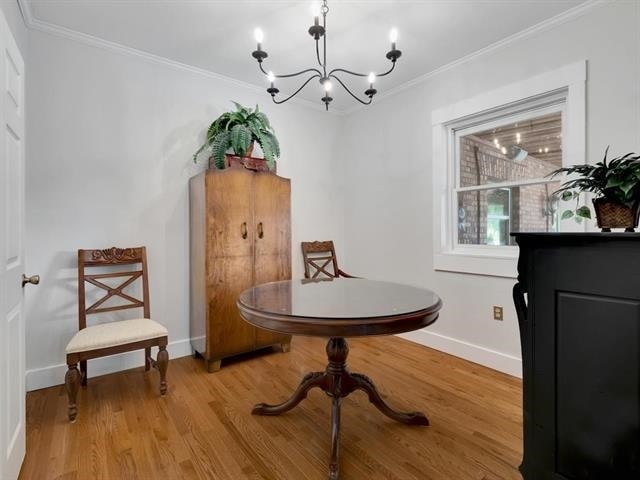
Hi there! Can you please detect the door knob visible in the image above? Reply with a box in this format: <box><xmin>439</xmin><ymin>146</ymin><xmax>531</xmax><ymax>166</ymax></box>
<box><xmin>22</xmin><ymin>274</ymin><xmax>40</xmax><ymax>287</ymax></box>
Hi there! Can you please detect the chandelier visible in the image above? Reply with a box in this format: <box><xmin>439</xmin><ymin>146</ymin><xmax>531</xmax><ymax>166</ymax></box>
<box><xmin>251</xmin><ymin>0</ymin><xmax>402</xmax><ymax>111</ymax></box>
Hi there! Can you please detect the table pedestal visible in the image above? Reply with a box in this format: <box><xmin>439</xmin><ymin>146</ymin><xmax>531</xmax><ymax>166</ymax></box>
<box><xmin>252</xmin><ymin>337</ymin><xmax>429</xmax><ymax>480</ymax></box>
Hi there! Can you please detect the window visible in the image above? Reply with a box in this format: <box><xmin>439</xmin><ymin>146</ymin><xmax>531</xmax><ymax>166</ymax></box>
<box><xmin>431</xmin><ymin>62</ymin><xmax>586</xmax><ymax>277</ymax></box>
<box><xmin>455</xmin><ymin>108</ymin><xmax>563</xmax><ymax>247</ymax></box>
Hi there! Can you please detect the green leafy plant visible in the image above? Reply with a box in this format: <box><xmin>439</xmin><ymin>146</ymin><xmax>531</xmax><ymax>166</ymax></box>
<box><xmin>193</xmin><ymin>102</ymin><xmax>280</xmax><ymax>169</ymax></box>
<box><xmin>550</xmin><ymin>147</ymin><xmax>640</xmax><ymax>222</ymax></box>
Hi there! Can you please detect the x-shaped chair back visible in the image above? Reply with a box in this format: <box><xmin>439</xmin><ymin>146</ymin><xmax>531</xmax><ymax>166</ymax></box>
<box><xmin>78</xmin><ymin>247</ymin><xmax>150</xmax><ymax>329</ymax></box>
<box><xmin>301</xmin><ymin>241</ymin><xmax>354</xmax><ymax>279</ymax></box>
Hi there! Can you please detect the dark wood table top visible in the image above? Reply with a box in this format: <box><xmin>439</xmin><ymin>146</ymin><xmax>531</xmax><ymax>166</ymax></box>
<box><xmin>237</xmin><ymin>278</ymin><xmax>442</xmax><ymax>337</ymax></box>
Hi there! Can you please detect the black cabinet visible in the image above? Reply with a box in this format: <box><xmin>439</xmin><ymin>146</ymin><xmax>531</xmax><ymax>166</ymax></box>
<box><xmin>513</xmin><ymin>233</ymin><xmax>640</xmax><ymax>480</ymax></box>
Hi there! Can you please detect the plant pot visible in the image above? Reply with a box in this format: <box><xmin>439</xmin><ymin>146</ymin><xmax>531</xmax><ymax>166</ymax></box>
<box><xmin>208</xmin><ymin>154</ymin><xmax>276</xmax><ymax>173</ymax></box>
<box><xmin>592</xmin><ymin>197</ymin><xmax>640</xmax><ymax>232</ymax></box>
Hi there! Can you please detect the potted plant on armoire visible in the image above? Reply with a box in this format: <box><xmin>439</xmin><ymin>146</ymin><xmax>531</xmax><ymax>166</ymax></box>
<box><xmin>189</xmin><ymin>102</ymin><xmax>291</xmax><ymax>372</ymax></box>
<box><xmin>551</xmin><ymin>148</ymin><xmax>640</xmax><ymax>231</ymax></box>
<box><xmin>193</xmin><ymin>102</ymin><xmax>280</xmax><ymax>172</ymax></box>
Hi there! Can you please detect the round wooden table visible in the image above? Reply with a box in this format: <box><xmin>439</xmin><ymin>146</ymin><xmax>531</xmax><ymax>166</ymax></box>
<box><xmin>237</xmin><ymin>278</ymin><xmax>442</xmax><ymax>480</ymax></box>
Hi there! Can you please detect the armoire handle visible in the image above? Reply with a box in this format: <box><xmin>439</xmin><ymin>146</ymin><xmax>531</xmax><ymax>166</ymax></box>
<box><xmin>257</xmin><ymin>222</ymin><xmax>264</xmax><ymax>239</ymax></box>
<box><xmin>241</xmin><ymin>222</ymin><xmax>248</xmax><ymax>239</ymax></box>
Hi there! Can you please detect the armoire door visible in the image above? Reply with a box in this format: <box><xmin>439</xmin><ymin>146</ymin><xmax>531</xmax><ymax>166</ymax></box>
<box><xmin>206</xmin><ymin>169</ymin><xmax>255</xmax><ymax>358</ymax></box>
<box><xmin>253</xmin><ymin>173</ymin><xmax>291</xmax><ymax>346</ymax></box>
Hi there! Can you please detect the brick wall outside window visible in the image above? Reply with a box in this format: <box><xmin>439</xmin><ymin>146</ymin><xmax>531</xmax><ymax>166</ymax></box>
<box><xmin>458</xmin><ymin>135</ymin><xmax>559</xmax><ymax>245</ymax></box>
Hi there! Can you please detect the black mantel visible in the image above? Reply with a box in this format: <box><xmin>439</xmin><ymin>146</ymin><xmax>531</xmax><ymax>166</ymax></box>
<box><xmin>512</xmin><ymin>233</ymin><xmax>640</xmax><ymax>479</ymax></box>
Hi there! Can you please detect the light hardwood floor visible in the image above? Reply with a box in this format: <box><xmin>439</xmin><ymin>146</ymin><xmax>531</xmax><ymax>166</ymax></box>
<box><xmin>20</xmin><ymin>336</ymin><xmax>523</xmax><ymax>480</ymax></box>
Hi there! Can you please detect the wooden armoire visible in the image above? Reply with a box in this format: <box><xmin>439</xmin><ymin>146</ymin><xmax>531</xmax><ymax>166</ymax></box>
<box><xmin>189</xmin><ymin>167</ymin><xmax>291</xmax><ymax>372</ymax></box>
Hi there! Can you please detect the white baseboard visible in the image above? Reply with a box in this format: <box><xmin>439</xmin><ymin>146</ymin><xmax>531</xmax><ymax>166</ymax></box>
<box><xmin>397</xmin><ymin>329</ymin><xmax>522</xmax><ymax>378</ymax></box>
<box><xmin>26</xmin><ymin>337</ymin><xmax>194</xmax><ymax>392</ymax></box>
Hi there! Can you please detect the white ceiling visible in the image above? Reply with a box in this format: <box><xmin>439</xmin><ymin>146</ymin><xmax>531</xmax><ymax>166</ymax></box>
<box><xmin>26</xmin><ymin>0</ymin><xmax>587</xmax><ymax>112</ymax></box>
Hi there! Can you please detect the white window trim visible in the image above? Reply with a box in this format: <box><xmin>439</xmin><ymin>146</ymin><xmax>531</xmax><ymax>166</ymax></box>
<box><xmin>432</xmin><ymin>61</ymin><xmax>586</xmax><ymax>278</ymax></box>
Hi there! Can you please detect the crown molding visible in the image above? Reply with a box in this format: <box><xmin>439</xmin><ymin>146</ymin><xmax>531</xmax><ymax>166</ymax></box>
<box><xmin>16</xmin><ymin>0</ymin><xmax>334</xmax><ymax>114</ymax></box>
<box><xmin>342</xmin><ymin>0</ymin><xmax>610</xmax><ymax>116</ymax></box>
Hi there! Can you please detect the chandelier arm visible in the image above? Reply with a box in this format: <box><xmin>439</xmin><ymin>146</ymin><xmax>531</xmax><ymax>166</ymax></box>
<box><xmin>328</xmin><ymin>61</ymin><xmax>396</xmax><ymax>78</ymax></box>
<box><xmin>272</xmin><ymin>74</ymin><xmax>321</xmax><ymax>104</ymax></box>
<box><xmin>275</xmin><ymin>68</ymin><xmax>323</xmax><ymax>79</ymax></box>
<box><xmin>328</xmin><ymin>68</ymin><xmax>366</xmax><ymax>78</ymax></box>
<box><xmin>375</xmin><ymin>61</ymin><xmax>397</xmax><ymax>77</ymax></box>
<box><xmin>329</xmin><ymin>74</ymin><xmax>373</xmax><ymax>105</ymax></box>
<box><xmin>258</xmin><ymin>61</ymin><xmax>269</xmax><ymax>75</ymax></box>
<box><xmin>258</xmin><ymin>61</ymin><xmax>322</xmax><ymax>78</ymax></box>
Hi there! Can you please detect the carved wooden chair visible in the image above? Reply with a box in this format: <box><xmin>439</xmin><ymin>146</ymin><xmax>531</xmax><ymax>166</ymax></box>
<box><xmin>301</xmin><ymin>241</ymin><xmax>356</xmax><ymax>279</ymax></box>
<box><xmin>64</xmin><ymin>247</ymin><xmax>169</xmax><ymax>422</ymax></box>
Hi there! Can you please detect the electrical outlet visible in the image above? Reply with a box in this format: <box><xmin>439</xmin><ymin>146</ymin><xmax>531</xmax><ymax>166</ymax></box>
<box><xmin>493</xmin><ymin>306</ymin><xmax>504</xmax><ymax>321</ymax></box>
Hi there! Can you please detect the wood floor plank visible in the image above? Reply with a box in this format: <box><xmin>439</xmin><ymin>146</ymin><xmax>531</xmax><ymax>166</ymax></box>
<box><xmin>20</xmin><ymin>336</ymin><xmax>523</xmax><ymax>479</ymax></box>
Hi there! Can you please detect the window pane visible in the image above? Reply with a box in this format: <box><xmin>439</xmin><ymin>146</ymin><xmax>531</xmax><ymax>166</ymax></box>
<box><xmin>459</xmin><ymin>111</ymin><xmax>562</xmax><ymax>187</ymax></box>
<box><xmin>457</xmin><ymin>183</ymin><xmax>560</xmax><ymax>246</ymax></box>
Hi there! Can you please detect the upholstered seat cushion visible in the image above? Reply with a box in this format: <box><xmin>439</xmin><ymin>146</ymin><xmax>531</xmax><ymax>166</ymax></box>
<box><xmin>65</xmin><ymin>318</ymin><xmax>168</xmax><ymax>354</ymax></box>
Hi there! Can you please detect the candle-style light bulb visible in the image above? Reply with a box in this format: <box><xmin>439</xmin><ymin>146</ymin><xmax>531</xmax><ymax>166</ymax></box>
<box><xmin>323</xmin><ymin>80</ymin><xmax>332</xmax><ymax>92</ymax></box>
<box><xmin>266</xmin><ymin>71</ymin><xmax>279</xmax><ymax>97</ymax></box>
<box><xmin>389</xmin><ymin>28</ymin><xmax>398</xmax><ymax>50</ymax></box>
<box><xmin>364</xmin><ymin>72</ymin><xmax>378</xmax><ymax>98</ymax></box>
<box><xmin>311</xmin><ymin>2</ymin><xmax>321</xmax><ymax>26</ymax></box>
<box><xmin>254</xmin><ymin>28</ymin><xmax>264</xmax><ymax>50</ymax></box>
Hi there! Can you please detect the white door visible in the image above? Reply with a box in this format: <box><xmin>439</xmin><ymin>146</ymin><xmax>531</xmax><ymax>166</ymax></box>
<box><xmin>0</xmin><ymin>10</ymin><xmax>27</xmax><ymax>480</ymax></box>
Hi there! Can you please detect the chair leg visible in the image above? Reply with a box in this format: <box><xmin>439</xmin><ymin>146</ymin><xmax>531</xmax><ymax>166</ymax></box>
<box><xmin>157</xmin><ymin>345</ymin><xmax>169</xmax><ymax>395</ymax></box>
<box><xmin>65</xmin><ymin>363</ymin><xmax>81</xmax><ymax>422</ymax></box>
<box><xmin>145</xmin><ymin>347</ymin><xmax>151</xmax><ymax>371</ymax></box>
<box><xmin>80</xmin><ymin>360</ymin><xmax>87</xmax><ymax>387</ymax></box>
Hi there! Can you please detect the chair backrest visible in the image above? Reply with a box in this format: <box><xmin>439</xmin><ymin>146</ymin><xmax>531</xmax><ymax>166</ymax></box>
<box><xmin>301</xmin><ymin>241</ymin><xmax>340</xmax><ymax>279</ymax></box>
<box><xmin>78</xmin><ymin>247</ymin><xmax>150</xmax><ymax>330</ymax></box>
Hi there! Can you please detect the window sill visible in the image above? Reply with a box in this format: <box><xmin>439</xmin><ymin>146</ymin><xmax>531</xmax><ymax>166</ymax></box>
<box><xmin>433</xmin><ymin>250</ymin><xmax>518</xmax><ymax>278</ymax></box>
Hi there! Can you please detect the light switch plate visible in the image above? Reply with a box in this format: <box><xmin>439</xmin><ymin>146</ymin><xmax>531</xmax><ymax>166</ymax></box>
<box><xmin>493</xmin><ymin>306</ymin><xmax>504</xmax><ymax>321</ymax></box>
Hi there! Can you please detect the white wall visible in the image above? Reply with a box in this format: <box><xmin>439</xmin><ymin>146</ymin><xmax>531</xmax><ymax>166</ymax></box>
<box><xmin>338</xmin><ymin>1</ymin><xmax>640</xmax><ymax>376</ymax></box>
<box><xmin>24</xmin><ymin>29</ymin><xmax>344</xmax><ymax>389</ymax></box>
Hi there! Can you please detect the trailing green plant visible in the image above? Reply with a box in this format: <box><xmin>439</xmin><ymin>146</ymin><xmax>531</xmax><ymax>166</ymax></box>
<box><xmin>550</xmin><ymin>147</ymin><xmax>640</xmax><ymax>222</ymax></box>
<box><xmin>193</xmin><ymin>102</ymin><xmax>280</xmax><ymax>169</ymax></box>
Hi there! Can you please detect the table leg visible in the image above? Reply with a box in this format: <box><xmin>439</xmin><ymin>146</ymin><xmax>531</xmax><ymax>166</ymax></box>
<box><xmin>252</xmin><ymin>371</ymin><xmax>325</xmax><ymax>415</ymax></box>
<box><xmin>348</xmin><ymin>372</ymin><xmax>429</xmax><ymax>426</ymax></box>
<box><xmin>329</xmin><ymin>397</ymin><xmax>341</xmax><ymax>480</ymax></box>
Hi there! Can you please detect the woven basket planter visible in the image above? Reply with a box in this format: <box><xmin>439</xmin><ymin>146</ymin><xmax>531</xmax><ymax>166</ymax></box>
<box><xmin>593</xmin><ymin>197</ymin><xmax>640</xmax><ymax>232</ymax></box>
